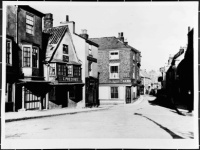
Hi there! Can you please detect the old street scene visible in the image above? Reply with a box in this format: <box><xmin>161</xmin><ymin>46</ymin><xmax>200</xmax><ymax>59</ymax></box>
<box><xmin>3</xmin><ymin>2</ymin><xmax>198</xmax><ymax>149</ymax></box>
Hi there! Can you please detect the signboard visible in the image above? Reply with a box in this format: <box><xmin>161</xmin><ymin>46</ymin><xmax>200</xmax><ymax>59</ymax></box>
<box><xmin>87</xmin><ymin>56</ymin><xmax>97</xmax><ymax>63</ymax></box>
<box><xmin>58</xmin><ymin>76</ymin><xmax>80</xmax><ymax>82</ymax></box>
<box><xmin>123</xmin><ymin>79</ymin><xmax>131</xmax><ymax>83</ymax></box>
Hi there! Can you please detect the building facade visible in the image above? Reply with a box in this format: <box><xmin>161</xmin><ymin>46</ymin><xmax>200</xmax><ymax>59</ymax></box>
<box><xmin>90</xmin><ymin>33</ymin><xmax>141</xmax><ymax>105</ymax></box>
<box><xmin>43</xmin><ymin>14</ymin><xmax>99</xmax><ymax>108</ymax></box>
<box><xmin>5</xmin><ymin>5</ymin><xmax>50</xmax><ymax>112</ymax></box>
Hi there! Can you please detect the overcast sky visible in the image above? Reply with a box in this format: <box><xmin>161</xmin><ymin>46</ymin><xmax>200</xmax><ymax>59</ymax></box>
<box><xmin>29</xmin><ymin>2</ymin><xmax>198</xmax><ymax>72</ymax></box>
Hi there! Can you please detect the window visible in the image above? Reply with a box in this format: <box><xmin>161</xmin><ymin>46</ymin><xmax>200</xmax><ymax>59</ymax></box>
<box><xmin>67</xmin><ymin>65</ymin><xmax>73</xmax><ymax>76</ymax></box>
<box><xmin>6</xmin><ymin>39</ymin><xmax>12</xmax><ymax>65</ymax></box>
<box><xmin>63</xmin><ymin>55</ymin><xmax>69</xmax><ymax>62</ymax></box>
<box><xmin>23</xmin><ymin>46</ymin><xmax>39</xmax><ymax>68</ymax></box>
<box><xmin>74</xmin><ymin>66</ymin><xmax>81</xmax><ymax>77</ymax></box>
<box><xmin>133</xmin><ymin>64</ymin><xmax>135</xmax><ymax>79</ymax></box>
<box><xmin>63</xmin><ymin>44</ymin><xmax>68</xmax><ymax>54</ymax></box>
<box><xmin>88</xmin><ymin>61</ymin><xmax>92</xmax><ymax>76</ymax></box>
<box><xmin>26</xmin><ymin>13</ymin><xmax>34</xmax><ymax>35</ymax></box>
<box><xmin>111</xmin><ymin>87</ymin><xmax>118</xmax><ymax>98</ymax></box>
<box><xmin>49</xmin><ymin>63</ymin><xmax>56</xmax><ymax>76</ymax></box>
<box><xmin>89</xmin><ymin>45</ymin><xmax>92</xmax><ymax>55</ymax></box>
<box><xmin>32</xmin><ymin>47</ymin><xmax>38</xmax><ymax>68</ymax></box>
<box><xmin>63</xmin><ymin>45</ymin><xmax>69</xmax><ymax>62</ymax></box>
<box><xmin>23</xmin><ymin>47</ymin><xmax>31</xmax><ymax>67</ymax></box>
<box><xmin>57</xmin><ymin>64</ymin><xmax>66</xmax><ymax>76</ymax></box>
<box><xmin>110</xmin><ymin>64</ymin><xmax>119</xmax><ymax>79</ymax></box>
<box><xmin>109</xmin><ymin>51</ymin><xmax>119</xmax><ymax>60</ymax></box>
<box><xmin>133</xmin><ymin>52</ymin><xmax>135</xmax><ymax>60</ymax></box>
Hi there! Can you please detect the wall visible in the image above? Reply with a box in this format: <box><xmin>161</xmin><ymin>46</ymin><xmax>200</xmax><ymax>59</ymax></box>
<box><xmin>98</xmin><ymin>48</ymin><xmax>132</xmax><ymax>84</ymax></box>
<box><xmin>53</xmin><ymin>32</ymin><xmax>78</xmax><ymax>63</ymax></box>
<box><xmin>17</xmin><ymin>7</ymin><xmax>43</xmax><ymax>77</ymax></box>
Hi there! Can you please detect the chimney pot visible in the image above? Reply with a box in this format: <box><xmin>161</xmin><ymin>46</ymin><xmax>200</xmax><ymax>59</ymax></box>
<box><xmin>80</xmin><ymin>29</ymin><xmax>89</xmax><ymax>39</ymax></box>
<box><xmin>66</xmin><ymin>15</ymin><xmax>69</xmax><ymax>22</ymax></box>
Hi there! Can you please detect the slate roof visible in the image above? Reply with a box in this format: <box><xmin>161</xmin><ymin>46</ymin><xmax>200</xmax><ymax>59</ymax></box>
<box><xmin>89</xmin><ymin>37</ymin><xmax>139</xmax><ymax>53</ymax></box>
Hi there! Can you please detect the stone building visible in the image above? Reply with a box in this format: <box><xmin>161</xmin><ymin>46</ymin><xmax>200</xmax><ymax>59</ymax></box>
<box><xmin>5</xmin><ymin>5</ymin><xmax>50</xmax><ymax>112</ymax></box>
<box><xmin>90</xmin><ymin>33</ymin><xmax>141</xmax><ymax>105</ymax></box>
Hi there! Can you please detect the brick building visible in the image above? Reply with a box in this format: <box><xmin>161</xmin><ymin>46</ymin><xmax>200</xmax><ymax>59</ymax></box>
<box><xmin>5</xmin><ymin>5</ymin><xmax>50</xmax><ymax>112</ymax></box>
<box><xmin>90</xmin><ymin>33</ymin><xmax>141</xmax><ymax>105</ymax></box>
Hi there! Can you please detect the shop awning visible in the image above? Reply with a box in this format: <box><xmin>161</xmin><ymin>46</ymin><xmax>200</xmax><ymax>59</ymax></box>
<box><xmin>18</xmin><ymin>79</ymin><xmax>52</xmax><ymax>97</ymax></box>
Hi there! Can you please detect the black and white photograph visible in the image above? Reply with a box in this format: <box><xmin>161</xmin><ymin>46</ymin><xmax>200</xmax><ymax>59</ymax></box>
<box><xmin>1</xmin><ymin>1</ymin><xmax>199</xmax><ymax>149</ymax></box>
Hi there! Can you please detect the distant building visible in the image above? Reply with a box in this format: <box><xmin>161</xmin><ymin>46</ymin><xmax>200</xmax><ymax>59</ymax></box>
<box><xmin>5</xmin><ymin>5</ymin><xmax>50</xmax><ymax>112</ymax></box>
<box><xmin>140</xmin><ymin>69</ymin><xmax>151</xmax><ymax>94</ymax></box>
<box><xmin>90</xmin><ymin>33</ymin><xmax>141</xmax><ymax>105</ymax></box>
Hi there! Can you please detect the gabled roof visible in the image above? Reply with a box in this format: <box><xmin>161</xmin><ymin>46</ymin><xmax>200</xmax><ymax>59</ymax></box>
<box><xmin>89</xmin><ymin>37</ymin><xmax>139</xmax><ymax>53</ymax></box>
<box><xmin>43</xmin><ymin>25</ymin><xmax>68</xmax><ymax>62</ymax></box>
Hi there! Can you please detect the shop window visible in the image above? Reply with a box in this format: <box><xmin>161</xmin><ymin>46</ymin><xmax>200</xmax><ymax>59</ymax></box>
<box><xmin>111</xmin><ymin>87</ymin><xmax>118</xmax><ymax>98</ymax></box>
<box><xmin>6</xmin><ymin>39</ymin><xmax>12</xmax><ymax>65</ymax></box>
<box><xmin>67</xmin><ymin>65</ymin><xmax>73</xmax><ymax>76</ymax></box>
<box><xmin>57</xmin><ymin>64</ymin><xmax>66</xmax><ymax>76</ymax></box>
<box><xmin>26</xmin><ymin>13</ymin><xmax>34</xmax><ymax>35</ymax></box>
<box><xmin>32</xmin><ymin>47</ymin><xmax>38</xmax><ymax>68</ymax></box>
<box><xmin>49</xmin><ymin>63</ymin><xmax>56</xmax><ymax>76</ymax></box>
<box><xmin>74</xmin><ymin>66</ymin><xmax>81</xmax><ymax>77</ymax></box>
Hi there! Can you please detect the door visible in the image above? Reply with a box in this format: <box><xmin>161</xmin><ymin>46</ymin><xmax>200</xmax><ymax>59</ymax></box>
<box><xmin>126</xmin><ymin>86</ymin><xmax>131</xmax><ymax>104</ymax></box>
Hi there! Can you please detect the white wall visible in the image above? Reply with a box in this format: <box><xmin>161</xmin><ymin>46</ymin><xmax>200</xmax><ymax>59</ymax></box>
<box><xmin>99</xmin><ymin>86</ymin><xmax>110</xmax><ymax>99</ymax></box>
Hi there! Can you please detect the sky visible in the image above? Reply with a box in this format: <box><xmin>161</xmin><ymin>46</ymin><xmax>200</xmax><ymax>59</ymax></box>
<box><xmin>29</xmin><ymin>2</ymin><xmax>198</xmax><ymax>72</ymax></box>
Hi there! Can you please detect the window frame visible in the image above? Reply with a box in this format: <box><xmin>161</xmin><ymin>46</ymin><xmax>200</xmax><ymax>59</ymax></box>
<box><xmin>22</xmin><ymin>45</ymin><xmax>39</xmax><ymax>68</ymax></box>
<box><xmin>6</xmin><ymin>38</ymin><xmax>12</xmax><ymax>65</ymax></box>
<box><xmin>109</xmin><ymin>50</ymin><xmax>119</xmax><ymax>60</ymax></box>
<box><xmin>110</xmin><ymin>87</ymin><xmax>119</xmax><ymax>99</ymax></box>
<box><xmin>109</xmin><ymin>63</ymin><xmax>119</xmax><ymax>79</ymax></box>
<box><xmin>63</xmin><ymin>44</ymin><xmax>69</xmax><ymax>62</ymax></box>
<box><xmin>67</xmin><ymin>65</ymin><xmax>73</xmax><ymax>77</ymax></box>
<box><xmin>57</xmin><ymin>63</ymin><xmax>66</xmax><ymax>76</ymax></box>
<box><xmin>26</xmin><ymin>13</ymin><xmax>34</xmax><ymax>35</ymax></box>
<box><xmin>73</xmin><ymin>65</ymin><xmax>81</xmax><ymax>77</ymax></box>
<box><xmin>22</xmin><ymin>46</ymin><xmax>31</xmax><ymax>67</ymax></box>
<box><xmin>49</xmin><ymin>63</ymin><xmax>56</xmax><ymax>76</ymax></box>
<box><xmin>32</xmin><ymin>46</ymin><xmax>39</xmax><ymax>68</ymax></box>
<box><xmin>88</xmin><ymin>45</ymin><xmax>92</xmax><ymax>55</ymax></box>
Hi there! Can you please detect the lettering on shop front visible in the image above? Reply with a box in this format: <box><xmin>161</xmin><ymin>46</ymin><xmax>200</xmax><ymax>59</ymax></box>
<box><xmin>123</xmin><ymin>79</ymin><xmax>131</xmax><ymax>83</ymax></box>
<box><xmin>58</xmin><ymin>76</ymin><xmax>79</xmax><ymax>82</ymax></box>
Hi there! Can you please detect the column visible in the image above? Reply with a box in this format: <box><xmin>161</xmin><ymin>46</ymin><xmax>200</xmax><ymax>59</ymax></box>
<box><xmin>19</xmin><ymin>85</ymin><xmax>26</xmax><ymax>111</ymax></box>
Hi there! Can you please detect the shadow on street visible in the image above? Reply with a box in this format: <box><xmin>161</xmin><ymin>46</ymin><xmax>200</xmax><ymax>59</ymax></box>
<box><xmin>147</xmin><ymin>94</ymin><xmax>187</xmax><ymax>116</ymax></box>
<box><xmin>134</xmin><ymin>112</ymin><xmax>185</xmax><ymax>139</ymax></box>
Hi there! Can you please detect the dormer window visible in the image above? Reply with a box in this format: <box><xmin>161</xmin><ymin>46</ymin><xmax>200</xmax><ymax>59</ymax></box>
<box><xmin>109</xmin><ymin>51</ymin><xmax>119</xmax><ymax>60</ymax></box>
<box><xmin>26</xmin><ymin>13</ymin><xmax>34</xmax><ymax>35</ymax></box>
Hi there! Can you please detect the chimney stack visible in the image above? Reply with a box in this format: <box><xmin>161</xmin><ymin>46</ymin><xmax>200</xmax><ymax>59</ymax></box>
<box><xmin>66</xmin><ymin>15</ymin><xmax>69</xmax><ymax>22</ymax></box>
<box><xmin>80</xmin><ymin>29</ymin><xmax>89</xmax><ymax>39</ymax></box>
<box><xmin>124</xmin><ymin>38</ymin><xmax>128</xmax><ymax>45</ymax></box>
<box><xmin>118</xmin><ymin>32</ymin><xmax>124</xmax><ymax>42</ymax></box>
<box><xmin>44</xmin><ymin>13</ymin><xmax>53</xmax><ymax>30</ymax></box>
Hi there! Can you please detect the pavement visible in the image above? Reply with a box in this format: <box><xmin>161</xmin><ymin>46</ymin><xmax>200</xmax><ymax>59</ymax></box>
<box><xmin>5</xmin><ymin>96</ymin><xmax>144</xmax><ymax>123</ymax></box>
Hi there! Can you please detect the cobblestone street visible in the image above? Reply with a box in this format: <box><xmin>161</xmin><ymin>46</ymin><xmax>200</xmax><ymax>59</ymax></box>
<box><xmin>5</xmin><ymin>95</ymin><xmax>194</xmax><ymax>139</ymax></box>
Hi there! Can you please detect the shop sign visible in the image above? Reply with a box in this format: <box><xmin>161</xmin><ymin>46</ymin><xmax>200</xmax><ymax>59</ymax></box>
<box><xmin>58</xmin><ymin>76</ymin><xmax>79</xmax><ymax>82</ymax></box>
<box><xmin>123</xmin><ymin>79</ymin><xmax>131</xmax><ymax>83</ymax></box>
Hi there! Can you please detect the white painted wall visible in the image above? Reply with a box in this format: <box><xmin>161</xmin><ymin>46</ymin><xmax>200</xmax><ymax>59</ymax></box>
<box><xmin>99</xmin><ymin>86</ymin><xmax>110</xmax><ymax>99</ymax></box>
